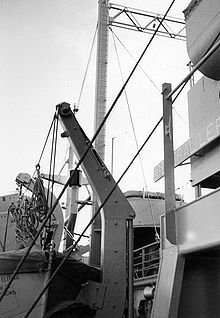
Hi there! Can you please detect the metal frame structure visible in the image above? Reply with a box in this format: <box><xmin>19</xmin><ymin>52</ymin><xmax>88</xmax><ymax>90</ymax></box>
<box><xmin>94</xmin><ymin>2</ymin><xmax>186</xmax><ymax>165</ymax></box>
<box><xmin>57</xmin><ymin>102</ymin><xmax>135</xmax><ymax>318</ymax></box>
<box><xmin>109</xmin><ymin>4</ymin><xmax>186</xmax><ymax>41</ymax></box>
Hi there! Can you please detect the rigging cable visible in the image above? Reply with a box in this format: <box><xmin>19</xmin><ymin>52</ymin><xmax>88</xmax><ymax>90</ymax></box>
<box><xmin>76</xmin><ymin>24</ymin><xmax>98</xmax><ymax>110</ymax></box>
<box><xmin>0</xmin><ymin>0</ymin><xmax>177</xmax><ymax>305</ymax></box>
<box><xmin>2</xmin><ymin>208</ymin><xmax>11</xmax><ymax>251</ymax></box>
<box><xmin>111</xmin><ymin>30</ymin><xmax>159</xmax><ymax>239</ymax></box>
<box><xmin>33</xmin><ymin>116</ymin><xmax>56</xmax><ymax>178</ymax></box>
<box><xmin>172</xmin><ymin>79</ymin><xmax>188</xmax><ymax>105</ymax></box>
<box><xmin>45</xmin><ymin>114</ymin><xmax>59</xmax><ymax>245</ymax></box>
<box><xmin>110</xmin><ymin>28</ymin><xmax>161</xmax><ymax>93</ymax></box>
<box><xmin>57</xmin><ymin>145</ymin><xmax>69</xmax><ymax>176</ymax></box>
<box><xmin>111</xmin><ymin>28</ymin><xmax>188</xmax><ymax>132</ymax></box>
<box><xmin>46</xmin><ymin>114</ymin><xmax>58</xmax><ymax>205</ymax></box>
<box><xmin>50</xmin><ymin>115</ymin><xmax>59</xmax><ymax>217</ymax></box>
<box><xmin>171</xmin><ymin>79</ymin><xmax>189</xmax><ymax>139</ymax></box>
<box><xmin>175</xmin><ymin>180</ymin><xmax>190</xmax><ymax>206</ymax></box>
<box><xmin>24</xmin><ymin>116</ymin><xmax>163</xmax><ymax>318</ymax></box>
<box><xmin>20</xmin><ymin>116</ymin><xmax>57</xmax><ymax>198</ymax></box>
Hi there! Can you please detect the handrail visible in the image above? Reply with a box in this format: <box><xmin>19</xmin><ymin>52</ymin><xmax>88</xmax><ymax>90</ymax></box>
<box><xmin>134</xmin><ymin>241</ymin><xmax>159</xmax><ymax>253</ymax></box>
<box><xmin>134</xmin><ymin>242</ymin><xmax>160</xmax><ymax>280</ymax></box>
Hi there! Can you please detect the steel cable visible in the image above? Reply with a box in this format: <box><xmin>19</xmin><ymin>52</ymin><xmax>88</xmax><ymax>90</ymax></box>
<box><xmin>111</xmin><ymin>30</ymin><xmax>159</xmax><ymax>240</ymax></box>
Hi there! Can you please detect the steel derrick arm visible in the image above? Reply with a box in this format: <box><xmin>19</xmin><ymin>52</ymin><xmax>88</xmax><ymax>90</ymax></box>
<box><xmin>57</xmin><ymin>102</ymin><xmax>135</xmax><ymax>318</ymax></box>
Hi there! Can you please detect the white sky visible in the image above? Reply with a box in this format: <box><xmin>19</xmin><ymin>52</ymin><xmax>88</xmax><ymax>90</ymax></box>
<box><xmin>0</xmin><ymin>0</ymin><xmax>194</xmax><ymax>208</ymax></box>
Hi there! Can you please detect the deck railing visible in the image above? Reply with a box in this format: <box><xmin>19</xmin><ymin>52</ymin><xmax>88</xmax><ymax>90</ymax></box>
<box><xmin>133</xmin><ymin>242</ymin><xmax>160</xmax><ymax>279</ymax></box>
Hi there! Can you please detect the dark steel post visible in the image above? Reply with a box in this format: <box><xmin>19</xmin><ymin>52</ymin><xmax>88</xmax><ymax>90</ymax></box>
<box><xmin>127</xmin><ymin>219</ymin><xmax>134</xmax><ymax>318</ymax></box>
<box><xmin>162</xmin><ymin>83</ymin><xmax>176</xmax><ymax>244</ymax></box>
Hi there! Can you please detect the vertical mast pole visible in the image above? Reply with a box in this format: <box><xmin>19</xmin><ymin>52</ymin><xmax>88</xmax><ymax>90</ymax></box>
<box><xmin>94</xmin><ymin>0</ymin><xmax>109</xmax><ymax>160</ymax></box>
<box><xmin>90</xmin><ymin>0</ymin><xmax>109</xmax><ymax>266</ymax></box>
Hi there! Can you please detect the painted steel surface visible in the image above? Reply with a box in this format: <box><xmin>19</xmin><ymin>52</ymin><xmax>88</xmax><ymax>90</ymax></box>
<box><xmin>184</xmin><ymin>0</ymin><xmax>220</xmax><ymax>80</ymax></box>
<box><xmin>58</xmin><ymin>102</ymin><xmax>135</xmax><ymax>318</ymax></box>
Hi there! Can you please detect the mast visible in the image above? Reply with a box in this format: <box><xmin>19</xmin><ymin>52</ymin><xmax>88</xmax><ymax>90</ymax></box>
<box><xmin>94</xmin><ymin>0</ymin><xmax>109</xmax><ymax>160</ymax></box>
<box><xmin>90</xmin><ymin>0</ymin><xmax>109</xmax><ymax>266</ymax></box>
<box><xmin>90</xmin><ymin>0</ymin><xmax>185</xmax><ymax>267</ymax></box>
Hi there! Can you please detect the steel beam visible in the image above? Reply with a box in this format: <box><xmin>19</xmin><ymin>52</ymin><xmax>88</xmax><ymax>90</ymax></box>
<box><xmin>109</xmin><ymin>4</ymin><xmax>186</xmax><ymax>41</ymax></box>
<box><xmin>162</xmin><ymin>83</ymin><xmax>176</xmax><ymax>244</ymax></box>
<box><xmin>151</xmin><ymin>245</ymin><xmax>185</xmax><ymax>318</ymax></box>
<box><xmin>57</xmin><ymin>103</ymin><xmax>135</xmax><ymax>318</ymax></box>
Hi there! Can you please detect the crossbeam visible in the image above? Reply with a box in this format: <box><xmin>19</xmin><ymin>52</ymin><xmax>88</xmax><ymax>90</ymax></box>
<box><xmin>109</xmin><ymin>4</ymin><xmax>186</xmax><ymax>41</ymax></box>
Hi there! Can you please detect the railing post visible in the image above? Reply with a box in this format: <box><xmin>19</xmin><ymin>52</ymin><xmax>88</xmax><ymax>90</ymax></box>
<box><xmin>127</xmin><ymin>219</ymin><xmax>134</xmax><ymax>318</ymax></box>
<box><xmin>142</xmin><ymin>249</ymin><xmax>145</xmax><ymax>277</ymax></box>
<box><xmin>162</xmin><ymin>83</ymin><xmax>177</xmax><ymax>244</ymax></box>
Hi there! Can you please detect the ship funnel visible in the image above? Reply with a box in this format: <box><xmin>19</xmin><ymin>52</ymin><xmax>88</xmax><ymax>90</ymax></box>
<box><xmin>184</xmin><ymin>0</ymin><xmax>220</xmax><ymax>80</ymax></box>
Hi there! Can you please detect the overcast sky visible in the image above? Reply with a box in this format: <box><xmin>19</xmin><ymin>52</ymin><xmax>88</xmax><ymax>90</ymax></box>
<box><xmin>0</xmin><ymin>0</ymin><xmax>192</xmax><ymax>202</ymax></box>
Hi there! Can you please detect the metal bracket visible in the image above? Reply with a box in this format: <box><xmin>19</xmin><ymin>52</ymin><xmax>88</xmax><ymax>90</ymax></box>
<box><xmin>76</xmin><ymin>280</ymin><xmax>107</xmax><ymax>310</ymax></box>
